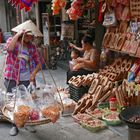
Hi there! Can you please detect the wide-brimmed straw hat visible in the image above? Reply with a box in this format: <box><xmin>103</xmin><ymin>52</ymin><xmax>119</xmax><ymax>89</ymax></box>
<box><xmin>12</xmin><ymin>20</ymin><xmax>43</xmax><ymax>37</ymax></box>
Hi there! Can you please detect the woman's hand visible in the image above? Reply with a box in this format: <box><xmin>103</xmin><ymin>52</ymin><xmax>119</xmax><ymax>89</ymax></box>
<box><xmin>69</xmin><ymin>43</ymin><xmax>76</xmax><ymax>49</ymax></box>
<box><xmin>69</xmin><ymin>43</ymin><xmax>84</xmax><ymax>52</ymax></box>
<box><xmin>16</xmin><ymin>30</ymin><xmax>26</xmax><ymax>37</ymax></box>
<box><xmin>72</xmin><ymin>63</ymin><xmax>84</xmax><ymax>71</ymax></box>
<box><xmin>76</xmin><ymin>57</ymin><xmax>85</xmax><ymax>63</ymax></box>
<box><xmin>30</xmin><ymin>73</ymin><xmax>36</xmax><ymax>82</ymax></box>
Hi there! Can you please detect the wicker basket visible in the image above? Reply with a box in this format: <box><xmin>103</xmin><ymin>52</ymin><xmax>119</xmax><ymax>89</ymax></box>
<box><xmin>0</xmin><ymin>113</ymin><xmax>10</xmax><ymax>122</ymax></box>
<box><xmin>80</xmin><ymin>120</ymin><xmax>107</xmax><ymax>132</ymax></box>
<box><xmin>102</xmin><ymin>113</ymin><xmax>122</xmax><ymax>126</ymax></box>
<box><xmin>2</xmin><ymin>106</ymin><xmax>51</xmax><ymax>126</ymax></box>
<box><xmin>130</xmin><ymin>0</ymin><xmax>140</xmax><ymax>18</ymax></box>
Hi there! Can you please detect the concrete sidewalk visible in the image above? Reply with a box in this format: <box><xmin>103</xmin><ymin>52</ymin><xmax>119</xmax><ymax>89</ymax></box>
<box><xmin>36</xmin><ymin>67</ymin><xmax>68</xmax><ymax>89</ymax></box>
<box><xmin>1</xmin><ymin>116</ymin><xmax>128</xmax><ymax>140</ymax></box>
<box><xmin>0</xmin><ymin>67</ymin><xmax>128</xmax><ymax>140</ymax></box>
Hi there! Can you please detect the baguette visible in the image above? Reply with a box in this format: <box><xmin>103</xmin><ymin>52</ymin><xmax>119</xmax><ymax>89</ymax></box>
<box><xmin>68</xmin><ymin>76</ymin><xmax>76</xmax><ymax>84</ymax></box>
<box><xmin>100</xmin><ymin>76</ymin><xmax>108</xmax><ymax>86</ymax></box>
<box><xmin>115</xmin><ymin>88</ymin><xmax>123</xmax><ymax>107</ymax></box>
<box><xmin>73</xmin><ymin>98</ymin><xmax>86</xmax><ymax>115</ymax></box>
<box><xmin>125</xmin><ymin>59</ymin><xmax>133</xmax><ymax>71</ymax></box>
<box><xmin>118</xmin><ymin>86</ymin><xmax>125</xmax><ymax>106</ymax></box>
<box><xmin>88</xmin><ymin>79</ymin><xmax>99</xmax><ymax>94</ymax></box>
<box><xmin>91</xmin><ymin>85</ymin><xmax>103</xmax><ymax>108</ymax></box>
<box><xmin>98</xmin><ymin>90</ymin><xmax>112</xmax><ymax>102</ymax></box>
<box><xmin>80</xmin><ymin>99</ymin><xmax>93</xmax><ymax>113</ymax></box>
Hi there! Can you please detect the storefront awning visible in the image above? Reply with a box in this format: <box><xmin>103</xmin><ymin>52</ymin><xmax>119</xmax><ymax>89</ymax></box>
<box><xmin>8</xmin><ymin>0</ymin><xmax>38</xmax><ymax>12</ymax></box>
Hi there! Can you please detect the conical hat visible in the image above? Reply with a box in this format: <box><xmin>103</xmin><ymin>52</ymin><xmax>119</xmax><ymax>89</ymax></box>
<box><xmin>12</xmin><ymin>20</ymin><xmax>43</xmax><ymax>37</ymax></box>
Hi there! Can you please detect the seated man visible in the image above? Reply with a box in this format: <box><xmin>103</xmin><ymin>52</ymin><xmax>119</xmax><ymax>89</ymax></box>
<box><xmin>67</xmin><ymin>35</ymin><xmax>99</xmax><ymax>83</ymax></box>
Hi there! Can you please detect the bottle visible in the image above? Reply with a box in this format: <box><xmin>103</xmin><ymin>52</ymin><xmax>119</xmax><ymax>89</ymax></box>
<box><xmin>100</xmin><ymin>48</ymin><xmax>107</xmax><ymax>68</ymax></box>
<box><xmin>109</xmin><ymin>97</ymin><xmax>117</xmax><ymax>111</ymax></box>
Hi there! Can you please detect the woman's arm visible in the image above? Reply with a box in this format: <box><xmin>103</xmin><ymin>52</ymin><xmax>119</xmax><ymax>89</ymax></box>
<box><xmin>75</xmin><ymin>49</ymin><xmax>99</xmax><ymax>70</ymax></box>
<box><xmin>83</xmin><ymin>49</ymin><xmax>99</xmax><ymax>69</ymax></box>
<box><xmin>7</xmin><ymin>31</ymin><xmax>23</xmax><ymax>51</ymax></box>
<box><xmin>30</xmin><ymin>45</ymin><xmax>42</xmax><ymax>81</ymax></box>
<box><xmin>82</xmin><ymin>59</ymin><xmax>97</xmax><ymax>69</ymax></box>
<box><xmin>30</xmin><ymin>63</ymin><xmax>41</xmax><ymax>81</ymax></box>
<box><xmin>73</xmin><ymin>60</ymin><xmax>96</xmax><ymax>70</ymax></box>
<box><xmin>69</xmin><ymin>43</ymin><xmax>84</xmax><ymax>52</ymax></box>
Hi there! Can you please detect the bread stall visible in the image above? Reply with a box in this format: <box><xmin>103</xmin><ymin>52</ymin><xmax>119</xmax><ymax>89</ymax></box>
<box><xmin>67</xmin><ymin>0</ymin><xmax>140</xmax><ymax>135</ymax></box>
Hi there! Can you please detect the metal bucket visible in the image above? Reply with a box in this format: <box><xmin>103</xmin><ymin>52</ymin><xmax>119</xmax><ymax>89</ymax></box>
<box><xmin>119</xmin><ymin>106</ymin><xmax>140</xmax><ymax>129</ymax></box>
<box><xmin>119</xmin><ymin>106</ymin><xmax>140</xmax><ymax>140</ymax></box>
<box><xmin>128</xmin><ymin>128</ymin><xmax>140</xmax><ymax>140</ymax></box>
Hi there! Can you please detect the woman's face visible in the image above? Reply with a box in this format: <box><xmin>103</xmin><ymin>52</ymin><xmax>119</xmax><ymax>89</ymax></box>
<box><xmin>24</xmin><ymin>34</ymin><xmax>33</xmax><ymax>43</ymax></box>
<box><xmin>81</xmin><ymin>40</ymin><xmax>87</xmax><ymax>51</ymax></box>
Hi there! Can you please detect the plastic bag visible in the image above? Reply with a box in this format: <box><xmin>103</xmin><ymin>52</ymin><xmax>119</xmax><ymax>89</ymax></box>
<box><xmin>103</xmin><ymin>11</ymin><xmax>117</xmax><ymax>27</ymax></box>
<box><xmin>40</xmin><ymin>84</ymin><xmax>61</xmax><ymax>123</ymax></box>
<box><xmin>13</xmin><ymin>84</ymin><xmax>61</xmax><ymax>125</ymax></box>
<box><xmin>13</xmin><ymin>85</ymin><xmax>39</xmax><ymax>127</ymax></box>
<box><xmin>15</xmin><ymin>85</ymin><xmax>35</xmax><ymax>107</ymax></box>
<box><xmin>13</xmin><ymin>105</ymin><xmax>30</xmax><ymax>128</ymax></box>
<box><xmin>42</xmin><ymin>105</ymin><xmax>60</xmax><ymax>123</ymax></box>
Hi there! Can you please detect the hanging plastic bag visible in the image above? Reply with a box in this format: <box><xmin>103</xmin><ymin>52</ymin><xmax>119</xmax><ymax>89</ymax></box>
<box><xmin>103</xmin><ymin>11</ymin><xmax>117</xmax><ymax>27</ymax></box>
<box><xmin>13</xmin><ymin>85</ymin><xmax>40</xmax><ymax>127</ymax></box>
<box><xmin>28</xmin><ymin>82</ymin><xmax>38</xmax><ymax>100</ymax></box>
<box><xmin>40</xmin><ymin>84</ymin><xmax>61</xmax><ymax>123</ymax></box>
<box><xmin>13</xmin><ymin>105</ymin><xmax>30</xmax><ymax>128</ymax></box>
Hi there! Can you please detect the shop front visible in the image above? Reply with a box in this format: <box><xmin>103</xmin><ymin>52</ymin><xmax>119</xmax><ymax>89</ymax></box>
<box><xmin>1</xmin><ymin>0</ymin><xmax>140</xmax><ymax>140</ymax></box>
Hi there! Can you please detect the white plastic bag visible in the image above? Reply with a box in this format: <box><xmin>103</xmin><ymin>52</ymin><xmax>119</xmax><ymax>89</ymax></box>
<box><xmin>103</xmin><ymin>11</ymin><xmax>117</xmax><ymax>27</ymax></box>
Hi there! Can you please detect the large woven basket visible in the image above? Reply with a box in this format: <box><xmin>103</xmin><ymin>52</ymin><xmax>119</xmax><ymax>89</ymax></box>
<box><xmin>130</xmin><ymin>0</ymin><xmax>140</xmax><ymax>18</ymax></box>
<box><xmin>2</xmin><ymin>106</ymin><xmax>51</xmax><ymax>126</ymax></box>
<box><xmin>0</xmin><ymin>113</ymin><xmax>10</xmax><ymax>122</ymax></box>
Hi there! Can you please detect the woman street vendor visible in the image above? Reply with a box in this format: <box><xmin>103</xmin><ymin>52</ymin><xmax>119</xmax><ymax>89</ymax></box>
<box><xmin>3</xmin><ymin>20</ymin><xmax>42</xmax><ymax>136</ymax></box>
<box><xmin>67</xmin><ymin>35</ymin><xmax>100</xmax><ymax>83</ymax></box>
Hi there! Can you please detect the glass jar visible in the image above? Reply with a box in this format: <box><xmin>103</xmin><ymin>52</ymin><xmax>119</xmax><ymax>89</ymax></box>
<box><xmin>109</xmin><ymin>97</ymin><xmax>117</xmax><ymax>111</ymax></box>
<box><xmin>100</xmin><ymin>48</ymin><xmax>107</xmax><ymax>68</ymax></box>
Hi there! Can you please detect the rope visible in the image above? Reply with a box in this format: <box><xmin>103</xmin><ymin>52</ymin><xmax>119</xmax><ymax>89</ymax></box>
<box><xmin>4</xmin><ymin>32</ymin><xmax>26</xmax><ymax>112</ymax></box>
<box><xmin>13</xmin><ymin>32</ymin><xmax>26</xmax><ymax>111</ymax></box>
<box><xmin>34</xmin><ymin>44</ymin><xmax>64</xmax><ymax>112</ymax></box>
<box><xmin>4</xmin><ymin>42</ymin><xmax>22</xmax><ymax>109</ymax></box>
<box><xmin>44</xmin><ymin>62</ymin><xmax>64</xmax><ymax>112</ymax></box>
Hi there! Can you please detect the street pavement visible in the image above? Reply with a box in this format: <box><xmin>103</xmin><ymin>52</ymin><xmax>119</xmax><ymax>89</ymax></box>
<box><xmin>0</xmin><ymin>49</ymin><xmax>129</xmax><ymax>140</ymax></box>
<box><xmin>1</xmin><ymin>117</ymin><xmax>128</xmax><ymax>140</ymax></box>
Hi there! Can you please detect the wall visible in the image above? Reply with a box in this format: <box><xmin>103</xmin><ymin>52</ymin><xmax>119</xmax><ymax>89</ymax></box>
<box><xmin>5</xmin><ymin>2</ymin><xmax>17</xmax><ymax>31</ymax></box>
<box><xmin>0</xmin><ymin>0</ymin><xmax>17</xmax><ymax>32</ymax></box>
<box><xmin>0</xmin><ymin>0</ymin><xmax>7</xmax><ymax>32</ymax></box>
<box><xmin>95</xmin><ymin>0</ymin><xmax>105</xmax><ymax>53</ymax></box>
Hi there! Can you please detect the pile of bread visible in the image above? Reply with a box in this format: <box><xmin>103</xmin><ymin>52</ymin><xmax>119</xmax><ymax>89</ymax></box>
<box><xmin>14</xmin><ymin>104</ymin><xmax>61</xmax><ymax>127</ymax></box>
<box><xmin>68</xmin><ymin>73</ymin><xmax>98</xmax><ymax>87</ymax></box>
<box><xmin>14</xmin><ymin>105</ymin><xmax>31</xmax><ymax>128</ymax></box>
<box><xmin>73</xmin><ymin>75</ymin><xmax>114</xmax><ymax>115</ymax></box>
<box><xmin>72</xmin><ymin>75</ymin><xmax>140</xmax><ymax>116</ymax></box>
<box><xmin>102</xmin><ymin>22</ymin><xmax>140</xmax><ymax>57</ymax></box>
<box><xmin>42</xmin><ymin>105</ymin><xmax>60</xmax><ymax>123</ymax></box>
<box><xmin>99</xmin><ymin>57</ymin><xmax>133</xmax><ymax>82</ymax></box>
